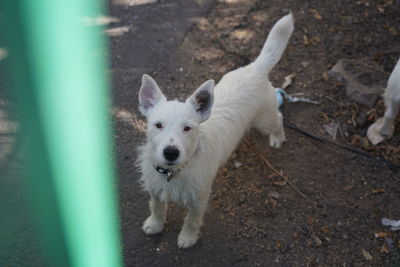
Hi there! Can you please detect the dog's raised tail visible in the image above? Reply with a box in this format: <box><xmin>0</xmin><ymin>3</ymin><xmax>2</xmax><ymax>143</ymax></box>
<box><xmin>254</xmin><ymin>13</ymin><xmax>294</xmax><ymax>74</ymax></box>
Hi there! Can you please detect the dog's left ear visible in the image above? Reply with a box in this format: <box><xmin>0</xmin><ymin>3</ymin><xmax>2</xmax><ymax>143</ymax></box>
<box><xmin>186</xmin><ymin>80</ymin><xmax>215</xmax><ymax>122</ymax></box>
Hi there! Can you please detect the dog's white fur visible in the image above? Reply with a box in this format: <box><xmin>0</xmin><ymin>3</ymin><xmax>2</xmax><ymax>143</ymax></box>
<box><xmin>380</xmin><ymin>58</ymin><xmax>400</xmax><ymax>136</ymax></box>
<box><xmin>137</xmin><ymin>14</ymin><xmax>294</xmax><ymax>248</ymax></box>
<box><xmin>367</xmin><ymin>58</ymin><xmax>400</xmax><ymax>143</ymax></box>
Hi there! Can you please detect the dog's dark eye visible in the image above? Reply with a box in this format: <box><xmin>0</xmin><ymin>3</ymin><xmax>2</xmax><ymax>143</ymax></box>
<box><xmin>155</xmin><ymin>122</ymin><xmax>163</xmax><ymax>129</ymax></box>
<box><xmin>183</xmin><ymin>126</ymin><xmax>191</xmax><ymax>132</ymax></box>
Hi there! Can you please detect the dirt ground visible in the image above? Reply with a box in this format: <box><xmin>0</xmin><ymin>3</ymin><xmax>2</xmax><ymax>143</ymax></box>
<box><xmin>110</xmin><ymin>0</ymin><xmax>400</xmax><ymax>266</ymax></box>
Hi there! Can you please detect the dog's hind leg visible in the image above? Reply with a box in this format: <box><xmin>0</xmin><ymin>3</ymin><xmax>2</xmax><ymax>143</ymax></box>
<box><xmin>253</xmin><ymin>108</ymin><xmax>286</xmax><ymax>148</ymax></box>
<box><xmin>379</xmin><ymin>98</ymin><xmax>400</xmax><ymax>137</ymax></box>
<box><xmin>379</xmin><ymin>59</ymin><xmax>400</xmax><ymax>137</ymax></box>
<box><xmin>142</xmin><ymin>196</ymin><xmax>167</xmax><ymax>235</ymax></box>
<box><xmin>269</xmin><ymin>112</ymin><xmax>286</xmax><ymax>148</ymax></box>
<box><xmin>177</xmin><ymin>203</ymin><xmax>207</xmax><ymax>248</ymax></box>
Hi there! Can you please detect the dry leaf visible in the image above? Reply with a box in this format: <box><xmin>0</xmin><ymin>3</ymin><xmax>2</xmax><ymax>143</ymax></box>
<box><xmin>307</xmin><ymin>216</ymin><xmax>315</xmax><ymax>225</ymax></box>
<box><xmin>374</xmin><ymin>232</ymin><xmax>389</xmax><ymax>238</ymax></box>
<box><xmin>321</xmin><ymin>112</ymin><xmax>331</xmax><ymax>123</ymax></box>
<box><xmin>343</xmin><ymin>185</ymin><xmax>354</xmax><ymax>191</ymax></box>
<box><xmin>281</xmin><ymin>73</ymin><xmax>296</xmax><ymax>89</ymax></box>
<box><xmin>267</xmin><ymin>173</ymin><xmax>278</xmax><ymax>179</ymax></box>
<box><xmin>273</xmin><ymin>179</ymin><xmax>287</xmax><ymax>186</ymax></box>
<box><xmin>309</xmin><ymin>36</ymin><xmax>321</xmax><ymax>45</ymax></box>
<box><xmin>158</xmin><ymin>242</ymin><xmax>166</xmax><ymax>252</ymax></box>
<box><xmin>309</xmin><ymin>9</ymin><xmax>322</xmax><ymax>19</ymax></box>
<box><xmin>323</xmin><ymin>72</ymin><xmax>329</xmax><ymax>81</ymax></box>
<box><xmin>303</xmin><ymin>35</ymin><xmax>310</xmax><ymax>45</ymax></box>
<box><xmin>371</xmin><ymin>188</ymin><xmax>386</xmax><ymax>194</ymax></box>
<box><xmin>381</xmin><ymin>242</ymin><xmax>390</xmax><ymax>254</ymax></box>
<box><xmin>312</xmin><ymin>234</ymin><xmax>322</xmax><ymax>246</ymax></box>
<box><xmin>388</xmin><ymin>27</ymin><xmax>398</xmax><ymax>36</ymax></box>
<box><xmin>367</xmin><ymin>111</ymin><xmax>377</xmax><ymax>121</ymax></box>
<box><xmin>321</xmin><ymin>225</ymin><xmax>330</xmax><ymax>233</ymax></box>
<box><xmin>269</xmin><ymin>198</ymin><xmax>278</xmax><ymax>207</ymax></box>
<box><xmin>314</xmin><ymin>13</ymin><xmax>322</xmax><ymax>20</ymax></box>
<box><xmin>351</xmin><ymin>135</ymin><xmax>362</xmax><ymax>145</ymax></box>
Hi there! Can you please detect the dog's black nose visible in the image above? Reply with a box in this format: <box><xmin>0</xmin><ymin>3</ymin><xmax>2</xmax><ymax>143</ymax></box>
<box><xmin>163</xmin><ymin>146</ymin><xmax>180</xmax><ymax>162</ymax></box>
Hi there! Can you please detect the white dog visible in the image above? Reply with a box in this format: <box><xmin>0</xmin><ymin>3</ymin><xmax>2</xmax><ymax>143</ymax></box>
<box><xmin>137</xmin><ymin>13</ymin><xmax>294</xmax><ymax>248</ymax></box>
<box><xmin>367</xmin><ymin>58</ymin><xmax>400</xmax><ymax>144</ymax></box>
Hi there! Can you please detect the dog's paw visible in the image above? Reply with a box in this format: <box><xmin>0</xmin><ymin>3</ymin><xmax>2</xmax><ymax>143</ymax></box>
<box><xmin>142</xmin><ymin>216</ymin><xmax>164</xmax><ymax>235</ymax></box>
<box><xmin>177</xmin><ymin>231</ymin><xmax>199</xmax><ymax>249</ymax></box>
<box><xmin>269</xmin><ymin>134</ymin><xmax>285</xmax><ymax>148</ymax></box>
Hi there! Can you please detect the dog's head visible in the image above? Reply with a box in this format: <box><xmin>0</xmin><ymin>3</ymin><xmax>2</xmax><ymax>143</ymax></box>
<box><xmin>138</xmin><ymin>74</ymin><xmax>215</xmax><ymax>170</ymax></box>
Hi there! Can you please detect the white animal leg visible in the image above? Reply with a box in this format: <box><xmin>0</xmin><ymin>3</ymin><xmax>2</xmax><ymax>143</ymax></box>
<box><xmin>142</xmin><ymin>196</ymin><xmax>167</xmax><ymax>235</ymax></box>
<box><xmin>177</xmin><ymin>204</ymin><xmax>206</xmax><ymax>248</ymax></box>
<box><xmin>253</xmin><ymin>109</ymin><xmax>285</xmax><ymax>148</ymax></box>
<box><xmin>379</xmin><ymin>98</ymin><xmax>400</xmax><ymax>137</ymax></box>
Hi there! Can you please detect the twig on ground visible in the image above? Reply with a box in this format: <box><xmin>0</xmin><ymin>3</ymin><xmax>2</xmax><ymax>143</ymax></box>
<box><xmin>325</xmin><ymin>95</ymin><xmax>339</xmax><ymax>105</ymax></box>
<box><xmin>244</xmin><ymin>138</ymin><xmax>309</xmax><ymax>200</ymax></box>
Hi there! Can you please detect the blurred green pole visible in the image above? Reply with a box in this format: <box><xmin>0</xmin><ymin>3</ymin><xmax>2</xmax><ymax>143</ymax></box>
<box><xmin>0</xmin><ymin>1</ymin><xmax>122</xmax><ymax>267</ymax></box>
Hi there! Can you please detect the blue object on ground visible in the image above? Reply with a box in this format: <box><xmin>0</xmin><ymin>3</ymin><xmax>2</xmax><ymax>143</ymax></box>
<box><xmin>275</xmin><ymin>88</ymin><xmax>319</xmax><ymax>108</ymax></box>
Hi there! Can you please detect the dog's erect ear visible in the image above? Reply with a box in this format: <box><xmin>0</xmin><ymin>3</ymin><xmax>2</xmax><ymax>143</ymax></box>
<box><xmin>186</xmin><ymin>80</ymin><xmax>215</xmax><ymax>122</ymax></box>
<box><xmin>139</xmin><ymin>74</ymin><xmax>166</xmax><ymax>116</ymax></box>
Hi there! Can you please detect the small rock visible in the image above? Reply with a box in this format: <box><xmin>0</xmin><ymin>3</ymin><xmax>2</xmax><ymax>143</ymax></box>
<box><xmin>268</xmin><ymin>191</ymin><xmax>280</xmax><ymax>199</ymax></box>
<box><xmin>311</xmin><ymin>234</ymin><xmax>322</xmax><ymax>246</ymax></box>
<box><xmin>323</xmin><ymin>122</ymin><xmax>338</xmax><ymax>140</ymax></box>
<box><xmin>329</xmin><ymin>58</ymin><xmax>386</xmax><ymax>107</ymax></box>
<box><xmin>301</xmin><ymin>61</ymin><xmax>310</xmax><ymax>68</ymax></box>
<box><xmin>234</xmin><ymin>161</ymin><xmax>242</xmax><ymax>168</ymax></box>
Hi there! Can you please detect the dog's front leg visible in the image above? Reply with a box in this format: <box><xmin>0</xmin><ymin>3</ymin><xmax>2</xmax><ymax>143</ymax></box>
<box><xmin>177</xmin><ymin>203</ymin><xmax>207</xmax><ymax>249</ymax></box>
<box><xmin>142</xmin><ymin>195</ymin><xmax>167</xmax><ymax>235</ymax></box>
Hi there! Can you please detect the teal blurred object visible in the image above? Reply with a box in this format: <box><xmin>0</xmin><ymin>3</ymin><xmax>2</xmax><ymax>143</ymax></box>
<box><xmin>0</xmin><ymin>1</ymin><xmax>122</xmax><ymax>267</ymax></box>
<box><xmin>274</xmin><ymin>87</ymin><xmax>319</xmax><ymax>107</ymax></box>
<box><xmin>275</xmin><ymin>88</ymin><xmax>284</xmax><ymax>107</ymax></box>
